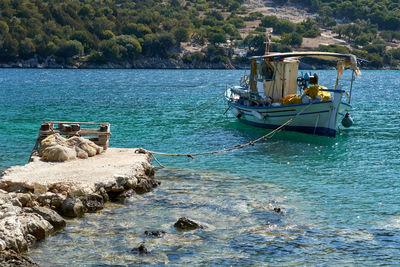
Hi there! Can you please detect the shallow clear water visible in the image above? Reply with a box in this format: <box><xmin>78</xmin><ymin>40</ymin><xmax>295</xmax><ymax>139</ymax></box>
<box><xmin>0</xmin><ymin>69</ymin><xmax>399</xmax><ymax>265</ymax></box>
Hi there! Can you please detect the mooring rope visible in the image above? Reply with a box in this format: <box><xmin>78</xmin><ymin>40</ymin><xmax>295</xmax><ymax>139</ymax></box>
<box><xmin>151</xmin><ymin>153</ymin><xmax>166</xmax><ymax>168</ymax></box>
<box><xmin>147</xmin><ymin>102</ymin><xmax>314</xmax><ymax>160</ymax></box>
<box><xmin>148</xmin><ymin>118</ymin><xmax>292</xmax><ymax>159</ymax></box>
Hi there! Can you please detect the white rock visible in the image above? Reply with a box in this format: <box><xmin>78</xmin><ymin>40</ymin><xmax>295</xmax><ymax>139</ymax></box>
<box><xmin>5</xmin><ymin>204</ymin><xmax>21</xmax><ymax>214</ymax></box>
<box><xmin>45</xmin><ymin>192</ymin><xmax>55</xmax><ymax>197</ymax></box>
<box><xmin>0</xmin><ymin>239</ymin><xmax>6</xmax><ymax>251</ymax></box>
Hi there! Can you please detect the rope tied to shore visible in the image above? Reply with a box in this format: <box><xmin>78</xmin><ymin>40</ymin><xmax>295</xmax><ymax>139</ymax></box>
<box><xmin>147</xmin><ymin>101</ymin><xmax>315</xmax><ymax>160</ymax></box>
<box><xmin>148</xmin><ymin>118</ymin><xmax>293</xmax><ymax>159</ymax></box>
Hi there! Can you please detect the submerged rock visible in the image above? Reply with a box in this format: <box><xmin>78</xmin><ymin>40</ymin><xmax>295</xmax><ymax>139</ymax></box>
<box><xmin>144</xmin><ymin>230</ymin><xmax>166</xmax><ymax>237</ymax></box>
<box><xmin>174</xmin><ymin>217</ymin><xmax>204</xmax><ymax>231</ymax></box>
<box><xmin>134</xmin><ymin>178</ymin><xmax>160</xmax><ymax>194</ymax></box>
<box><xmin>273</xmin><ymin>207</ymin><xmax>281</xmax><ymax>213</ymax></box>
<box><xmin>118</xmin><ymin>189</ymin><xmax>136</xmax><ymax>199</ymax></box>
<box><xmin>131</xmin><ymin>243</ymin><xmax>149</xmax><ymax>255</ymax></box>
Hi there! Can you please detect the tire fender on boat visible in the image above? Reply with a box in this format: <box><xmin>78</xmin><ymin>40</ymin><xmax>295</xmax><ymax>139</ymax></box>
<box><xmin>251</xmin><ymin>110</ymin><xmax>264</xmax><ymax>120</ymax></box>
<box><xmin>231</xmin><ymin>107</ymin><xmax>242</xmax><ymax>118</ymax></box>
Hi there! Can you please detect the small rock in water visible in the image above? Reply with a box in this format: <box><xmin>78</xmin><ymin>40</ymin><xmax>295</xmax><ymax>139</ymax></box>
<box><xmin>117</xmin><ymin>189</ymin><xmax>136</xmax><ymax>200</ymax></box>
<box><xmin>144</xmin><ymin>230</ymin><xmax>166</xmax><ymax>237</ymax></box>
<box><xmin>273</xmin><ymin>207</ymin><xmax>281</xmax><ymax>213</ymax></box>
<box><xmin>134</xmin><ymin>179</ymin><xmax>160</xmax><ymax>194</ymax></box>
<box><xmin>174</xmin><ymin>217</ymin><xmax>204</xmax><ymax>231</ymax></box>
<box><xmin>60</xmin><ymin>198</ymin><xmax>85</xmax><ymax>218</ymax></box>
<box><xmin>131</xmin><ymin>243</ymin><xmax>149</xmax><ymax>255</ymax></box>
<box><xmin>83</xmin><ymin>194</ymin><xmax>104</xmax><ymax>213</ymax></box>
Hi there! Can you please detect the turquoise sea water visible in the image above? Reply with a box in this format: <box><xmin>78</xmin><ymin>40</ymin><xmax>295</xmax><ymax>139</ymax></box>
<box><xmin>0</xmin><ymin>69</ymin><xmax>399</xmax><ymax>265</ymax></box>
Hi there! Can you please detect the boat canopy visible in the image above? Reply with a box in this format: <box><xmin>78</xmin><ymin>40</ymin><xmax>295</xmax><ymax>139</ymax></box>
<box><xmin>250</xmin><ymin>51</ymin><xmax>363</xmax><ymax>78</ymax></box>
<box><xmin>249</xmin><ymin>52</ymin><xmax>366</xmax><ymax>63</ymax></box>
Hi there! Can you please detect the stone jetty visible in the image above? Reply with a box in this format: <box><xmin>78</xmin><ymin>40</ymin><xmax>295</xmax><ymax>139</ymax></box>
<box><xmin>0</xmin><ymin>148</ymin><xmax>158</xmax><ymax>265</ymax></box>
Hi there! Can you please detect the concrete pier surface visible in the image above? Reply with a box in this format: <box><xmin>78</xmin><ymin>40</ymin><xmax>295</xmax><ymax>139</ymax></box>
<box><xmin>1</xmin><ymin>148</ymin><xmax>155</xmax><ymax>195</ymax></box>
<box><xmin>0</xmin><ymin>148</ymin><xmax>158</xmax><ymax>265</ymax></box>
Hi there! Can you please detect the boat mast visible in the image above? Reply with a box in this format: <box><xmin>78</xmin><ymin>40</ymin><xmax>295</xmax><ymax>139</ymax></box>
<box><xmin>264</xmin><ymin>35</ymin><xmax>275</xmax><ymax>56</ymax></box>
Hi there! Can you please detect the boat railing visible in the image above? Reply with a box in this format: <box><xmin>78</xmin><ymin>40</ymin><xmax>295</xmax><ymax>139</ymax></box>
<box><xmin>319</xmin><ymin>88</ymin><xmax>346</xmax><ymax>93</ymax></box>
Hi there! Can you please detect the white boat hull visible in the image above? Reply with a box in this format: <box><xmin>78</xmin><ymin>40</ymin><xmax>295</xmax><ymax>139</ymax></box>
<box><xmin>227</xmin><ymin>89</ymin><xmax>351</xmax><ymax>137</ymax></box>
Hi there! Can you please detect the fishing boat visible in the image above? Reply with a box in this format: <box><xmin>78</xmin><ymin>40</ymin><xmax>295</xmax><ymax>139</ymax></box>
<box><xmin>225</xmin><ymin>51</ymin><xmax>365</xmax><ymax>137</ymax></box>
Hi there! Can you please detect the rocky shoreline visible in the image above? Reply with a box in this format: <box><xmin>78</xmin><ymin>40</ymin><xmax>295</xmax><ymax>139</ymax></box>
<box><xmin>0</xmin><ymin>56</ymin><xmax>237</xmax><ymax>69</ymax></box>
<box><xmin>0</xmin><ymin>57</ymin><xmax>389</xmax><ymax>70</ymax></box>
<box><xmin>0</xmin><ymin>148</ymin><xmax>159</xmax><ymax>266</ymax></box>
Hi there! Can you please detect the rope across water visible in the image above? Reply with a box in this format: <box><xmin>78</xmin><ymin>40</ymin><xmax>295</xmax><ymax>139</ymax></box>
<box><xmin>147</xmin><ymin>101</ymin><xmax>315</xmax><ymax>160</ymax></box>
<box><xmin>147</xmin><ymin>118</ymin><xmax>293</xmax><ymax>159</ymax></box>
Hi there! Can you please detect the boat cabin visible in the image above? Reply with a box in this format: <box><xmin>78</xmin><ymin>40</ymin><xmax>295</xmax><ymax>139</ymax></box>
<box><xmin>250</xmin><ymin>57</ymin><xmax>299</xmax><ymax>103</ymax></box>
<box><xmin>234</xmin><ymin>52</ymin><xmax>362</xmax><ymax>107</ymax></box>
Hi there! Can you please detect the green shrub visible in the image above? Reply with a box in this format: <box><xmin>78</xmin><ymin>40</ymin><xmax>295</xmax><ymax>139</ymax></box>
<box><xmin>182</xmin><ymin>53</ymin><xmax>192</xmax><ymax>63</ymax></box>
<box><xmin>18</xmin><ymin>38</ymin><xmax>36</xmax><ymax>59</ymax></box>
<box><xmin>99</xmin><ymin>39</ymin><xmax>121</xmax><ymax>61</ymax></box>
<box><xmin>143</xmin><ymin>33</ymin><xmax>176</xmax><ymax>57</ymax></box>
<box><xmin>114</xmin><ymin>35</ymin><xmax>142</xmax><ymax>59</ymax></box>
<box><xmin>56</xmin><ymin>40</ymin><xmax>84</xmax><ymax>58</ymax></box>
<box><xmin>88</xmin><ymin>52</ymin><xmax>106</xmax><ymax>64</ymax></box>
<box><xmin>260</xmin><ymin>16</ymin><xmax>278</xmax><ymax>28</ymax></box>
<box><xmin>280</xmin><ymin>32</ymin><xmax>303</xmax><ymax>46</ymax></box>
<box><xmin>275</xmin><ymin>20</ymin><xmax>296</xmax><ymax>34</ymax></box>
<box><xmin>317</xmin><ymin>44</ymin><xmax>350</xmax><ymax>54</ymax></box>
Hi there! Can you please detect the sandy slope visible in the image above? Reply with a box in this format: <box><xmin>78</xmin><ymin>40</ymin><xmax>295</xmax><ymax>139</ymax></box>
<box><xmin>241</xmin><ymin>0</ymin><xmax>348</xmax><ymax>49</ymax></box>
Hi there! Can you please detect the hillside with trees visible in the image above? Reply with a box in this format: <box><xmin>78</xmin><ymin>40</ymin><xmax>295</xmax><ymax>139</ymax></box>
<box><xmin>295</xmin><ymin>0</ymin><xmax>400</xmax><ymax>67</ymax></box>
<box><xmin>0</xmin><ymin>0</ymin><xmax>399</xmax><ymax>68</ymax></box>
